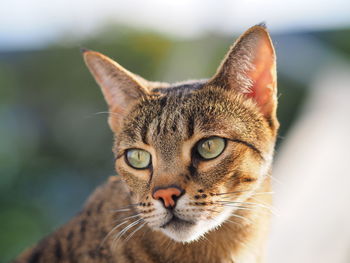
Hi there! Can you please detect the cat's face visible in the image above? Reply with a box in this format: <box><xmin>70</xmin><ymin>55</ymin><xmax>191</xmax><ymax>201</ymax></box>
<box><xmin>114</xmin><ymin>85</ymin><xmax>275</xmax><ymax>242</ymax></box>
<box><xmin>84</xmin><ymin>25</ymin><xmax>278</xmax><ymax>242</ymax></box>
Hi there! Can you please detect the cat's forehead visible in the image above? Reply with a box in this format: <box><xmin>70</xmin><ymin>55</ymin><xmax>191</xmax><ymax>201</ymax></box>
<box><xmin>118</xmin><ymin>81</ymin><xmax>268</xmax><ymax>154</ymax></box>
<box><xmin>119</xmin><ymin>82</ymin><xmax>203</xmax><ymax>147</ymax></box>
<box><xmin>152</xmin><ymin>80</ymin><xmax>206</xmax><ymax>95</ymax></box>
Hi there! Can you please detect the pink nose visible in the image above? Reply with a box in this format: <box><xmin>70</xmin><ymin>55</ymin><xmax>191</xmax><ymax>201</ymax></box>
<box><xmin>152</xmin><ymin>187</ymin><xmax>182</xmax><ymax>208</ymax></box>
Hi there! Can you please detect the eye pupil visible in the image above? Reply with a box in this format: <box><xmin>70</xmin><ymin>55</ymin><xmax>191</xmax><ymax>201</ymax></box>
<box><xmin>206</xmin><ymin>141</ymin><xmax>211</xmax><ymax>151</ymax></box>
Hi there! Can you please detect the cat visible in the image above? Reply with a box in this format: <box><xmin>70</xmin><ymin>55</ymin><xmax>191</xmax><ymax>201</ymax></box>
<box><xmin>14</xmin><ymin>24</ymin><xmax>278</xmax><ymax>263</ymax></box>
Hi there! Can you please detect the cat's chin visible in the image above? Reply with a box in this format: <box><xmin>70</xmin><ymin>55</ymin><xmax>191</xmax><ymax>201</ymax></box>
<box><xmin>158</xmin><ymin>207</ymin><xmax>235</xmax><ymax>243</ymax></box>
<box><xmin>159</xmin><ymin>216</ymin><xmax>198</xmax><ymax>242</ymax></box>
<box><xmin>159</xmin><ymin>221</ymin><xmax>203</xmax><ymax>243</ymax></box>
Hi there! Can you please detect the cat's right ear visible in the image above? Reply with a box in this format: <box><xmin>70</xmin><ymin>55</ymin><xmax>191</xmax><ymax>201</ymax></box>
<box><xmin>83</xmin><ymin>50</ymin><xmax>149</xmax><ymax>133</ymax></box>
<box><xmin>209</xmin><ymin>25</ymin><xmax>278</xmax><ymax>129</ymax></box>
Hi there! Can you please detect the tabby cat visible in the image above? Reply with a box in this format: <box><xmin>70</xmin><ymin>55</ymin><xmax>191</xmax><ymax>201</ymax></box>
<box><xmin>14</xmin><ymin>25</ymin><xmax>278</xmax><ymax>263</ymax></box>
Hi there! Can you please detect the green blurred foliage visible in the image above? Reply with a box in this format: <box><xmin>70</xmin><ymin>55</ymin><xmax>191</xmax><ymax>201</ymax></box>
<box><xmin>1</xmin><ymin>25</ymin><xmax>341</xmax><ymax>262</ymax></box>
<box><xmin>315</xmin><ymin>28</ymin><xmax>350</xmax><ymax>58</ymax></box>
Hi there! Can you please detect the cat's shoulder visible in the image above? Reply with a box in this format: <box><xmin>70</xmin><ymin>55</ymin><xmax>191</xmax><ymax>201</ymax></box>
<box><xmin>13</xmin><ymin>178</ymin><xmax>129</xmax><ymax>263</ymax></box>
<box><xmin>84</xmin><ymin>176</ymin><xmax>131</xmax><ymax>210</ymax></box>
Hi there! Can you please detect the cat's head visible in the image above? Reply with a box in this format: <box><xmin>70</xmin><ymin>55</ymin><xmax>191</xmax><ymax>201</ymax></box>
<box><xmin>83</xmin><ymin>25</ymin><xmax>278</xmax><ymax>243</ymax></box>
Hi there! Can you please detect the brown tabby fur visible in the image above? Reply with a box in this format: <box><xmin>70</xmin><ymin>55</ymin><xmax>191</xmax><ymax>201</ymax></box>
<box><xmin>14</xmin><ymin>25</ymin><xmax>278</xmax><ymax>263</ymax></box>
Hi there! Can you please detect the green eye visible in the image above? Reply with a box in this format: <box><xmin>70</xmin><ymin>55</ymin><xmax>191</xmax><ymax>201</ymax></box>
<box><xmin>126</xmin><ymin>149</ymin><xmax>151</xmax><ymax>169</ymax></box>
<box><xmin>197</xmin><ymin>137</ymin><xmax>226</xmax><ymax>160</ymax></box>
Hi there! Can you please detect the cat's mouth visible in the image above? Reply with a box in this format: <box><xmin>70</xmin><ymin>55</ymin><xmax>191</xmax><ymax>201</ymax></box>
<box><xmin>160</xmin><ymin>215</ymin><xmax>195</xmax><ymax>229</ymax></box>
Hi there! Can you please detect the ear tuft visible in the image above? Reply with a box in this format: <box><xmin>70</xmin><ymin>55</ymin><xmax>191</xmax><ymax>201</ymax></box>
<box><xmin>79</xmin><ymin>47</ymin><xmax>91</xmax><ymax>54</ymax></box>
<box><xmin>256</xmin><ymin>22</ymin><xmax>267</xmax><ymax>28</ymax></box>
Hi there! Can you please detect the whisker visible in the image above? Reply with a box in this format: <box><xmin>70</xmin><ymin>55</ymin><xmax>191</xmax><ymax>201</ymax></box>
<box><xmin>212</xmin><ymin>190</ymin><xmax>250</xmax><ymax>196</ymax></box>
<box><xmin>236</xmin><ymin>206</ymin><xmax>275</xmax><ymax>216</ymax></box>
<box><xmin>112</xmin><ymin>218</ymin><xmax>144</xmax><ymax>249</ymax></box>
<box><xmin>213</xmin><ymin>190</ymin><xmax>274</xmax><ymax>197</ymax></box>
<box><xmin>203</xmin><ymin>208</ymin><xmax>221</xmax><ymax>214</ymax></box>
<box><xmin>110</xmin><ymin>208</ymin><xmax>131</xmax><ymax>213</ymax></box>
<box><xmin>212</xmin><ymin>202</ymin><xmax>256</xmax><ymax>209</ymax></box>
<box><xmin>225</xmin><ymin>218</ymin><xmax>245</xmax><ymax>227</ymax></box>
<box><xmin>251</xmin><ymin>191</ymin><xmax>274</xmax><ymax>196</ymax></box>
<box><xmin>208</xmin><ymin>204</ymin><xmax>254</xmax><ymax>224</ymax></box>
<box><xmin>113</xmin><ymin>213</ymin><xmax>141</xmax><ymax>223</ymax></box>
<box><xmin>229</xmin><ymin>213</ymin><xmax>254</xmax><ymax>224</ymax></box>
<box><xmin>248</xmin><ymin>196</ymin><xmax>280</xmax><ymax>215</ymax></box>
<box><xmin>99</xmin><ymin>219</ymin><xmax>130</xmax><ymax>248</ymax></box>
<box><xmin>92</xmin><ymin>111</ymin><xmax>121</xmax><ymax>118</ymax></box>
<box><xmin>216</xmin><ymin>200</ymin><xmax>274</xmax><ymax>210</ymax></box>
<box><xmin>116</xmin><ymin>218</ymin><xmax>144</xmax><ymax>239</ymax></box>
<box><xmin>214</xmin><ymin>201</ymin><xmax>277</xmax><ymax>216</ymax></box>
<box><xmin>212</xmin><ymin>203</ymin><xmax>258</xmax><ymax>212</ymax></box>
<box><xmin>84</xmin><ymin>111</ymin><xmax>123</xmax><ymax>120</ymax></box>
<box><xmin>180</xmin><ymin>207</ymin><xmax>220</xmax><ymax>214</ymax></box>
<box><xmin>267</xmin><ymin>174</ymin><xmax>284</xmax><ymax>186</ymax></box>
<box><xmin>124</xmin><ymin>222</ymin><xmax>147</xmax><ymax>242</ymax></box>
<box><xmin>92</xmin><ymin>111</ymin><xmax>110</xmax><ymax>115</ymax></box>
<box><xmin>237</xmin><ymin>201</ymin><xmax>277</xmax><ymax>215</ymax></box>
<box><xmin>110</xmin><ymin>203</ymin><xmax>140</xmax><ymax>212</ymax></box>
<box><xmin>210</xmin><ymin>213</ymin><xmax>243</xmax><ymax>228</ymax></box>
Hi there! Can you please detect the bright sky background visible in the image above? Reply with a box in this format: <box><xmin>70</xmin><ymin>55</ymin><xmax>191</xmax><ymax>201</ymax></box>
<box><xmin>1</xmin><ymin>0</ymin><xmax>350</xmax><ymax>51</ymax></box>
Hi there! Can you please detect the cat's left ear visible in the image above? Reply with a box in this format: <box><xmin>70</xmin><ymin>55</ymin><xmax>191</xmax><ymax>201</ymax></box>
<box><xmin>83</xmin><ymin>50</ymin><xmax>149</xmax><ymax>133</ymax></box>
<box><xmin>209</xmin><ymin>25</ymin><xmax>278</xmax><ymax>128</ymax></box>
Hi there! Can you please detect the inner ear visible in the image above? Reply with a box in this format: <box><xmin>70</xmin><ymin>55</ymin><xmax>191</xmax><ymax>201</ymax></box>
<box><xmin>245</xmin><ymin>34</ymin><xmax>276</xmax><ymax>119</ymax></box>
<box><xmin>209</xmin><ymin>25</ymin><xmax>277</xmax><ymax>126</ymax></box>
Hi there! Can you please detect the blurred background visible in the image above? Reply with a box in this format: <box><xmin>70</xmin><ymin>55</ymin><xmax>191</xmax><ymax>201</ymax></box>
<box><xmin>1</xmin><ymin>0</ymin><xmax>350</xmax><ymax>262</ymax></box>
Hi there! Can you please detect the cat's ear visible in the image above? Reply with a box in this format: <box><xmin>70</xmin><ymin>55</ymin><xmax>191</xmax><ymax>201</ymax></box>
<box><xmin>209</xmin><ymin>25</ymin><xmax>278</xmax><ymax>127</ymax></box>
<box><xmin>83</xmin><ymin>50</ymin><xmax>149</xmax><ymax>133</ymax></box>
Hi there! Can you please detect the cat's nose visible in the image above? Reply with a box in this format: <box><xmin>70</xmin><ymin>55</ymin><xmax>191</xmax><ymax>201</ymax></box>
<box><xmin>152</xmin><ymin>186</ymin><xmax>184</xmax><ymax>208</ymax></box>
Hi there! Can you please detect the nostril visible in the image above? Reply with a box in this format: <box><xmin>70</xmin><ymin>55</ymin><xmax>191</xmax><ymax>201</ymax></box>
<box><xmin>155</xmin><ymin>196</ymin><xmax>165</xmax><ymax>206</ymax></box>
<box><xmin>171</xmin><ymin>194</ymin><xmax>179</xmax><ymax>202</ymax></box>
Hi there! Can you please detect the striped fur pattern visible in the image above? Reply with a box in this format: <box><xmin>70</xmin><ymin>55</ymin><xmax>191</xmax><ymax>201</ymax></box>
<box><xmin>15</xmin><ymin>25</ymin><xmax>278</xmax><ymax>263</ymax></box>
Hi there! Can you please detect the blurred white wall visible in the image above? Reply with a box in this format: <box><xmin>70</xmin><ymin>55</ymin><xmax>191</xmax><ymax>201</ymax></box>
<box><xmin>268</xmin><ymin>60</ymin><xmax>350</xmax><ymax>262</ymax></box>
